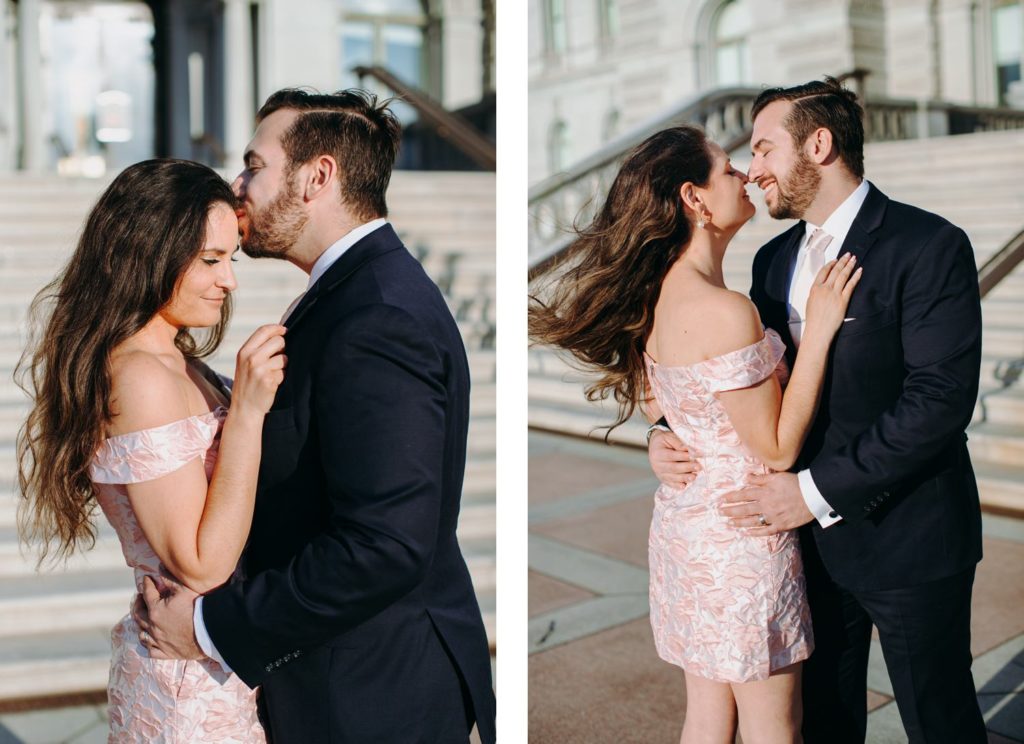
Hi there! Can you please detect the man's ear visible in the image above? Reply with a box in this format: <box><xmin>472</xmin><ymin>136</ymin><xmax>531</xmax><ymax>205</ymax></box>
<box><xmin>805</xmin><ymin>127</ymin><xmax>834</xmax><ymax>165</ymax></box>
<box><xmin>303</xmin><ymin>155</ymin><xmax>338</xmax><ymax>201</ymax></box>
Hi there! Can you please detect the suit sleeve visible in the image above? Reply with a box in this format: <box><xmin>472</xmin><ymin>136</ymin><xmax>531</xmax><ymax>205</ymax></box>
<box><xmin>202</xmin><ymin>303</ymin><xmax>448</xmax><ymax>686</ymax></box>
<box><xmin>809</xmin><ymin>224</ymin><xmax>982</xmax><ymax>521</ymax></box>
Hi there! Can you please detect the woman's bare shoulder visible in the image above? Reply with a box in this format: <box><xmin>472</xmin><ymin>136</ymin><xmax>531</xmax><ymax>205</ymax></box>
<box><xmin>107</xmin><ymin>349</ymin><xmax>192</xmax><ymax>436</ymax></box>
<box><xmin>656</xmin><ymin>286</ymin><xmax>764</xmax><ymax>364</ymax></box>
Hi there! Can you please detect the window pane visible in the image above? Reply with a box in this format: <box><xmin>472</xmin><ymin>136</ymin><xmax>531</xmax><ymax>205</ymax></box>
<box><xmin>340</xmin><ymin>22</ymin><xmax>374</xmax><ymax>89</ymax></box>
<box><xmin>993</xmin><ymin>4</ymin><xmax>1022</xmax><ymax>64</ymax></box>
<box><xmin>347</xmin><ymin>0</ymin><xmax>423</xmax><ymax>15</ymax></box>
<box><xmin>549</xmin><ymin>0</ymin><xmax>567</xmax><ymax>53</ymax></box>
<box><xmin>717</xmin><ymin>0</ymin><xmax>752</xmax><ymax>41</ymax></box>
<box><xmin>716</xmin><ymin>43</ymin><xmax>745</xmax><ymax>86</ymax></box>
<box><xmin>384</xmin><ymin>24</ymin><xmax>422</xmax><ymax>123</ymax></box>
<box><xmin>384</xmin><ymin>24</ymin><xmax>422</xmax><ymax>85</ymax></box>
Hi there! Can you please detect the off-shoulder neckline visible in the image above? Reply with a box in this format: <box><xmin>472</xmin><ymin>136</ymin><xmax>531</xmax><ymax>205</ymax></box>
<box><xmin>101</xmin><ymin>405</ymin><xmax>228</xmax><ymax>445</ymax></box>
<box><xmin>645</xmin><ymin>328</ymin><xmax>782</xmax><ymax>372</ymax></box>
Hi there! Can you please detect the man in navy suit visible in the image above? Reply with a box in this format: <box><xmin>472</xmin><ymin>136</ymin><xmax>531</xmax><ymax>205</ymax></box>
<box><xmin>648</xmin><ymin>78</ymin><xmax>986</xmax><ymax>742</ymax></box>
<box><xmin>139</xmin><ymin>89</ymin><xmax>495</xmax><ymax>743</ymax></box>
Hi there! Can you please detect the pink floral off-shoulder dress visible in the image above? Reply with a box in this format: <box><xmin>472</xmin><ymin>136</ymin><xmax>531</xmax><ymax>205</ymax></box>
<box><xmin>90</xmin><ymin>406</ymin><xmax>265</xmax><ymax>743</ymax></box>
<box><xmin>645</xmin><ymin>328</ymin><xmax>814</xmax><ymax>683</ymax></box>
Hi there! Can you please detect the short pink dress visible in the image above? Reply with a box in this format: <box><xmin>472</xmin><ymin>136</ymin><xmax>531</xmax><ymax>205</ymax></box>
<box><xmin>90</xmin><ymin>406</ymin><xmax>265</xmax><ymax>743</ymax></box>
<box><xmin>645</xmin><ymin>328</ymin><xmax>813</xmax><ymax>683</ymax></box>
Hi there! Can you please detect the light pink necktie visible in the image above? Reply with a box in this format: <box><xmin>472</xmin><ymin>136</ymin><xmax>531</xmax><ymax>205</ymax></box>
<box><xmin>805</xmin><ymin>228</ymin><xmax>833</xmax><ymax>280</ymax></box>
<box><xmin>789</xmin><ymin>228</ymin><xmax>834</xmax><ymax>347</ymax></box>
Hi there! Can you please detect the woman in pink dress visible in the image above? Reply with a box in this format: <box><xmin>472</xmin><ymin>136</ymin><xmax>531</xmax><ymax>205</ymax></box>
<box><xmin>17</xmin><ymin>159</ymin><xmax>286</xmax><ymax>742</ymax></box>
<box><xmin>530</xmin><ymin>126</ymin><xmax>861</xmax><ymax>743</ymax></box>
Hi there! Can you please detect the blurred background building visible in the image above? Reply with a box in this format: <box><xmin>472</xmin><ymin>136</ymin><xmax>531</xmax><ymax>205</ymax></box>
<box><xmin>529</xmin><ymin>0</ymin><xmax>1023</xmax><ymax>184</ymax></box>
<box><xmin>528</xmin><ymin>6</ymin><xmax>1024</xmax><ymax>737</ymax></box>
<box><xmin>0</xmin><ymin>2</ymin><xmax>495</xmax><ymax>734</ymax></box>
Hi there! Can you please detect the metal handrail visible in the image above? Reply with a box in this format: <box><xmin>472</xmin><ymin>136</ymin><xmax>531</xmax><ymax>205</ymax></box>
<box><xmin>528</xmin><ymin>71</ymin><xmax>1024</xmax><ymax>288</ymax></box>
<box><xmin>354</xmin><ymin>65</ymin><xmax>496</xmax><ymax>171</ymax></box>
<box><xmin>979</xmin><ymin>228</ymin><xmax>1024</xmax><ymax>299</ymax></box>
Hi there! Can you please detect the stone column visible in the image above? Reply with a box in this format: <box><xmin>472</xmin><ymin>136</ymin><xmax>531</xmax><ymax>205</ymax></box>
<box><xmin>224</xmin><ymin>0</ymin><xmax>254</xmax><ymax>169</ymax></box>
<box><xmin>16</xmin><ymin>0</ymin><xmax>45</xmax><ymax>171</ymax></box>
<box><xmin>441</xmin><ymin>0</ymin><xmax>483</xmax><ymax>108</ymax></box>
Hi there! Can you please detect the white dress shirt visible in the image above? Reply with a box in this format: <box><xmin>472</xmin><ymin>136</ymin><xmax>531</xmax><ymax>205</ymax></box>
<box><xmin>193</xmin><ymin>218</ymin><xmax>389</xmax><ymax>669</ymax></box>
<box><xmin>789</xmin><ymin>180</ymin><xmax>870</xmax><ymax>529</ymax></box>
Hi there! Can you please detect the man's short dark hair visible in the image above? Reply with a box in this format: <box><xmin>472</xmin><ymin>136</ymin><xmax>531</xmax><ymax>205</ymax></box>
<box><xmin>751</xmin><ymin>77</ymin><xmax>865</xmax><ymax>179</ymax></box>
<box><xmin>256</xmin><ymin>88</ymin><xmax>402</xmax><ymax>221</ymax></box>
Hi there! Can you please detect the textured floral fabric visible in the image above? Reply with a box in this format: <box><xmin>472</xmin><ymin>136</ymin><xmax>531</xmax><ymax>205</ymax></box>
<box><xmin>646</xmin><ymin>328</ymin><xmax>813</xmax><ymax>683</ymax></box>
<box><xmin>91</xmin><ymin>407</ymin><xmax>265</xmax><ymax>743</ymax></box>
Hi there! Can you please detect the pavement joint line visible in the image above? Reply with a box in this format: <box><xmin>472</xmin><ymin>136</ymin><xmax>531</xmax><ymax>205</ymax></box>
<box><xmin>971</xmin><ymin>634</ymin><xmax>1024</xmax><ymax>692</ymax></box>
<box><xmin>528</xmin><ymin>594</ymin><xmax>650</xmax><ymax>655</ymax></box>
<box><xmin>528</xmin><ymin>534</ymin><xmax>648</xmax><ymax>596</ymax></box>
<box><xmin>528</xmin><ymin>477</ymin><xmax>660</xmax><ymax>525</ymax></box>
<box><xmin>981</xmin><ymin>690</ymin><xmax>1024</xmax><ymax>729</ymax></box>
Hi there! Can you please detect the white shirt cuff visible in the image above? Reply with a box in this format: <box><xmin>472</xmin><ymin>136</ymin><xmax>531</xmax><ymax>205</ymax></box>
<box><xmin>798</xmin><ymin>469</ymin><xmax>843</xmax><ymax>528</ymax></box>
<box><xmin>193</xmin><ymin>596</ymin><xmax>232</xmax><ymax>672</ymax></box>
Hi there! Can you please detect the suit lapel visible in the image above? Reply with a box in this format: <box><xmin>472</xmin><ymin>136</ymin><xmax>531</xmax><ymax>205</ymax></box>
<box><xmin>284</xmin><ymin>224</ymin><xmax>404</xmax><ymax>331</ymax></box>
<box><xmin>766</xmin><ymin>225</ymin><xmax>804</xmax><ymax>306</ymax></box>
<box><xmin>834</xmin><ymin>182</ymin><xmax>887</xmax><ymax>264</ymax></box>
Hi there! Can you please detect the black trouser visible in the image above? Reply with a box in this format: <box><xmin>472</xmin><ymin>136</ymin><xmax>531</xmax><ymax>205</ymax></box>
<box><xmin>801</xmin><ymin>559</ymin><xmax>986</xmax><ymax>744</ymax></box>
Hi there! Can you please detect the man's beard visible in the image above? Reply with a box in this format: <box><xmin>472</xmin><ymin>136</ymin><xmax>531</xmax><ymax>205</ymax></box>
<box><xmin>240</xmin><ymin>174</ymin><xmax>309</xmax><ymax>259</ymax></box>
<box><xmin>767</xmin><ymin>149</ymin><xmax>821</xmax><ymax>220</ymax></box>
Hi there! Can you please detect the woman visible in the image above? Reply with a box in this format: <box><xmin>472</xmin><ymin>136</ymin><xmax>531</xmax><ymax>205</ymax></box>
<box><xmin>529</xmin><ymin>127</ymin><xmax>861</xmax><ymax>743</ymax></box>
<box><xmin>17</xmin><ymin>159</ymin><xmax>285</xmax><ymax>742</ymax></box>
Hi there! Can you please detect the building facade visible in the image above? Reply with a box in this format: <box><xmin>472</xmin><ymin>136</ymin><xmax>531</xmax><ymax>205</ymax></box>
<box><xmin>529</xmin><ymin>0</ymin><xmax>1024</xmax><ymax>184</ymax></box>
<box><xmin>0</xmin><ymin>0</ymin><xmax>496</xmax><ymax>174</ymax></box>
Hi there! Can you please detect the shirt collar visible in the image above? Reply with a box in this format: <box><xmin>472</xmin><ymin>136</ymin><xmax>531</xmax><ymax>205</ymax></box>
<box><xmin>802</xmin><ymin>179</ymin><xmax>870</xmax><ymax>248</ymax></box>
<box><xmin>306</xmin><ymin>218</ymin><xmax>388</xmax><ymax>290</ymax></box>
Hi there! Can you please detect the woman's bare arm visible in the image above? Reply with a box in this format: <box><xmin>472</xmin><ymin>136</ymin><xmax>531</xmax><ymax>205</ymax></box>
<box><xmin>109</xmin><ymin>326</ymin><xmax>285</xmax><ymax>593</ymax></box>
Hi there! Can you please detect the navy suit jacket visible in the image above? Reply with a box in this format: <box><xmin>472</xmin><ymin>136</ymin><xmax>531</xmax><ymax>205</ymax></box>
<box><xmin>750</xmin><ymin>184</ymin><xmax>983</xmax><ymax>592</ymax></box>
<box><xmin>203</xmin><ymin>225</ymin><xmax>496</xmax><ymax>742</ymax></box>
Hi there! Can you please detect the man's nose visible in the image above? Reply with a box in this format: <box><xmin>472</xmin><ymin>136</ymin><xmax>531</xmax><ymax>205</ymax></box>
<box><xmin>747</xmin><ymin>156</ymin><xmax>764</xmax><ymax>183</ymax></box>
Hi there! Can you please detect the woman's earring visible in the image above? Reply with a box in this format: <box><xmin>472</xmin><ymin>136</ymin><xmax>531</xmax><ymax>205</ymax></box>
<box><xmin>696</xmin><ymin>215</ymin><xmax>706</xmax><ymax>229</ymax></box>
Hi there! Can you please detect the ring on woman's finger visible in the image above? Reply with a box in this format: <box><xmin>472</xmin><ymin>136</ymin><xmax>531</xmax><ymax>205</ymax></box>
<box><xmin>757</xmin><ymin>513</ymin><xmax>768</xmax><ymax>527</ymax></box>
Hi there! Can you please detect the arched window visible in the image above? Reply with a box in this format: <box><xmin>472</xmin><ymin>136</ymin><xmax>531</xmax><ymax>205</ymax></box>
<box><xmin>712</xmin><ymin>0</ymin><xmax>752</xmax><ymax>86</ymax></box>
<box><xmin>549</xmin><ymin>119</ymin><xmax>570</xmax><ymax>172</ymax></box>
<box><xmin>545</xmin><ymin>0</ymin><xmax>567</xmax><ymax>55</ymax></box>
<box><xmin>993</xmin><ymin>0</ymin><xmax>1023</xmax><ymax>106</ymax></box>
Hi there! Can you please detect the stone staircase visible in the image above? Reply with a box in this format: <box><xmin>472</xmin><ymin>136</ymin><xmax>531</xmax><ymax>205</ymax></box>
<box><xmin>0</xmin><ymin>171</ymin><xmax>495</xmax><ymax>701</ymax></box>
<box><xmin>529</xmin><ymin>128</ymin><xmax>1024</xmax><ymax>514</ymax></box>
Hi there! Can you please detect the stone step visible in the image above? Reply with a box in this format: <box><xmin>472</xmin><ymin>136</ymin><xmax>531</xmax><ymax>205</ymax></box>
<box><xmin>0</xmin><ymin>629</ymin><xmax>114</xmax><ymax>700</ymax></box>
<box><xmin>973</xmin><ymin>460</ymin><xmax>1024</xmax><ymax>515</ymax></box>
<box><xmin>0</xmin><ymin>569</ymin><xmax>134</xmax><ymax>638</ymax></box>
<box><xmin>983</xmin><ymin>326</ymin><xmax>1024</xmax><ymax>357</ymax></box>
<box><xmin>967</xmin><ymin>422</ymin><xmax>1024</xmax><ymax>464</ymax></box>
<box><xmin>976</xmin><ymin>386</ymin><xmax>1024</xmax><ymax>426</ymax></box>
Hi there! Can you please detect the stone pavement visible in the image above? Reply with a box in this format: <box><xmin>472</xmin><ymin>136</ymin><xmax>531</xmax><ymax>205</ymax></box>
<box><xmin>528</xmin><ymin>430</ymin><xmax>1024</xmax><ymax>744</ymax></box>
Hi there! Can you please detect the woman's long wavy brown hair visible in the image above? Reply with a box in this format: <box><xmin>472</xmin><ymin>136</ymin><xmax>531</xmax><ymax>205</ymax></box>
<box><xmin>16</xmin><ymin>159</ymin><xmax>238</xmax><ymax>565</ymax></box>
<box><xmin>529</xmin><ymin>126</ymin><xmax>713</xmax><ymax>432</ymax></box>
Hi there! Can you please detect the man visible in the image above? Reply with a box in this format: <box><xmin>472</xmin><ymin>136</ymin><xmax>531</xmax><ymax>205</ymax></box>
<box><xmin>138</xmin><ymin>89</ymin><xmax>496</xmax><ymax>743</ymax></box>
<box><xmin>648</xmin><ymin>78</ymin><xmax>986</xmax><ymax>743</ymax></box>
